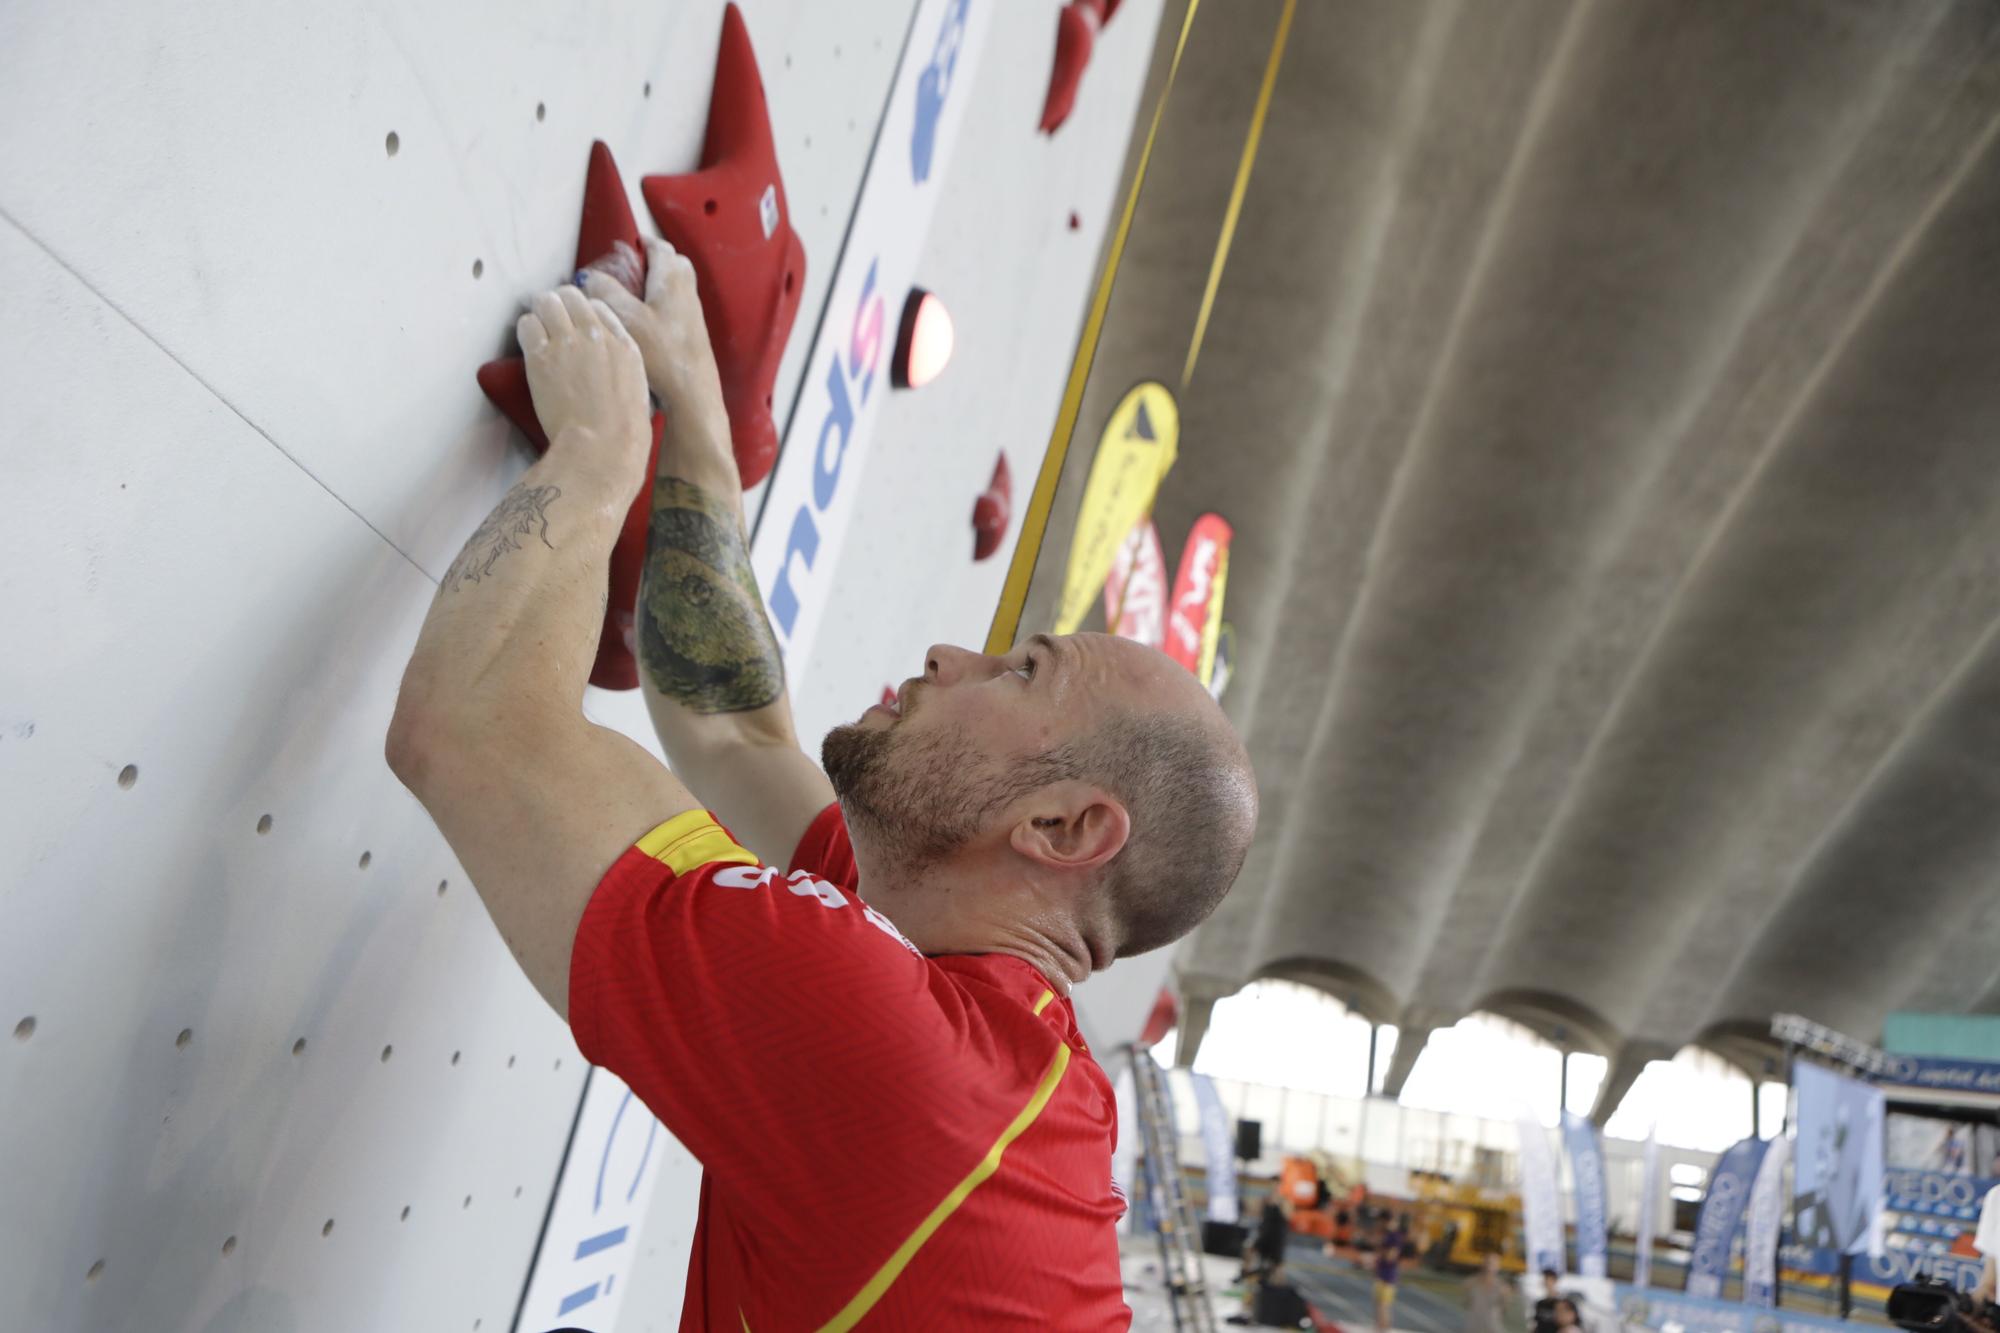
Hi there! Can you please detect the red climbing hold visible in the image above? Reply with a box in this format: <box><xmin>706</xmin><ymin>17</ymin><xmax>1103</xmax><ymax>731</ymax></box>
<box><xmin>476</xmin><ymin>139</ymin><xmax>663</xmax><ymax>692</ymax></box>
<box><xmin>972</xmin><ymin>454</ymin><xmax>1013</xmax><ymax>561</ymax></box>
<box><xmin>1040</xmin><ymin>0</ymin><xmax>1109</xmax><ymax>134</ymax></box>
<box><xmin>641</xmin><ymin>3</ymin><xmax>806</xmax><ymax>489</ymax></box>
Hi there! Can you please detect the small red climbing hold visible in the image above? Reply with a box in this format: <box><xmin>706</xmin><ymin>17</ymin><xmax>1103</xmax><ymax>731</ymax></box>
<box><xmin>972</xmin><ymin>454</ymin><xmax>1013</xmax><ymax>561</ymax></box>
<box><xmin>641</xmin><ymin>3</ymin><xmax>805</xmax><ymax>489</ymax></box>
<box><xmin>1040</xmin><ymin>0</ymin><xmax>1110</xmax><ymax>134</ymax></box>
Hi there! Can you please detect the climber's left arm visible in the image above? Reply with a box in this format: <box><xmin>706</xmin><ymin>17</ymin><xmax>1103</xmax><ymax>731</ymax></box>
<box><xmin>386</xmin><ymin>286</ymin><xmax>700</xmax><ymax>1019</ymax></box>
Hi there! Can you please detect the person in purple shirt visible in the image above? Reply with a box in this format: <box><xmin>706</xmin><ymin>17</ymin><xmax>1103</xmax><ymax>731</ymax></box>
<box><xmin>1374</xmin><ymin>1214</ymin><xmax>1410</xmax><ymax>1332</ymax></box>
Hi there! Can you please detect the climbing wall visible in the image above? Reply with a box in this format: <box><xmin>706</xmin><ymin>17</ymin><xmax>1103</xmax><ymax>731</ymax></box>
<box><xmin>0</xmin><ymin>0</ymin><xmax>1165</xmax><ymax>1329</ymax></box>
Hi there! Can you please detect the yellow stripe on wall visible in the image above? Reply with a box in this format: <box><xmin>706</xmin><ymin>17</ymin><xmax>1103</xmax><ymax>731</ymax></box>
<box><xmin>984</xmin><ymin>0</ymin><xmax>1205</xmax><ymax>656</ymax></box>
<box><xmin>815</xmin><ymin>1042</ymin><xmax>1074</xmax><ymax>1331</ymax></box>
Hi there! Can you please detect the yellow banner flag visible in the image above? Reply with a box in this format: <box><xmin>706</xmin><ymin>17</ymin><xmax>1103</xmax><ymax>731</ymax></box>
<box><xmin>1054</xmin><ymin>382</ymin><xmax>1180</xmax><ymax>635</ymax></box>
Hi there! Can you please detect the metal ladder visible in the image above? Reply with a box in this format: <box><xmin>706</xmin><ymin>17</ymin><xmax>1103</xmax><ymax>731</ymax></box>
<box><xmin>1129</xmin><ymin>1045</ymin><xmax>1217</xmax><ymax>1333</ymax></box>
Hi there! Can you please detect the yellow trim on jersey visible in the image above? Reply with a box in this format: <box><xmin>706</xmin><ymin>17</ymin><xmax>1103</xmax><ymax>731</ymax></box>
<box><xmin>815</xmin><ymin>1040</ymin><xmax>1074</xmax><ymax>1332</ymax></box>
<box><xmin>635</xmin><ymin>810</ymin><xmax>758</xmax><ymax>876</ymax></box>
<box><xmin>1033</xmin><ymin>989</ymin><xmax>1055</xmax><ymax>1016</ymax></box>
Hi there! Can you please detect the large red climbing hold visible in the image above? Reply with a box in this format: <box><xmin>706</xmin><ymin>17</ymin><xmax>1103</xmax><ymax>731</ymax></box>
<box><xmin>475</xmin><ymin>140</ymin><xmax>663</xmax><ymax>691</ymax></box>
<box><xmin>972</xmin><ymin>454</ymin><xmax>1013</xmax><ymax>561</ymax></box>
<box><xmin>641</xmin><ymin>3</ymin><xmax>806</xmax><ymax>489</ymax></box>
<box><xmin>1040</xmin><ymin>0</ymin><xmax>1109</xmax><ymax>134</ymax></box>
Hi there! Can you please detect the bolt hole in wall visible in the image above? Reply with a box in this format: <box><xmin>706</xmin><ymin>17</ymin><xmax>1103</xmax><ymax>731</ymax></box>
<box><xmin>358</xmin><ymin>850</ymin><xmax>371</xmax><ymax>869</ymax></box>
<box><xmin>292</xmin><ymin>1038</ymin><xmax>307</xmax><ymax>1056</ymax></box>
<box><xmin>15</xmin><ymin>1016</ymin><xmax>36</xmax><ymax>1041</ymax></box>
<box><xmin>221</xmin><ymin>1236</ymin><xmax>236</xmax><ymax>1256</ymax></box>
<box><xmin>384</xmin><ymin>130</ymin><xmax>399</xmax><ymax>157</ymax></box>
<box><xmin>256</xmin><ymin>813</ymin><xmax>272</xmax><ymax>834</ymax></box>
<box><xmin>471</xmin><ymin>259</ymin><xmax>483</xmax><ymax>280</ymax></box>
<box><xmin>86</xmin><ymin>1260</ymin><xmax>104</xmax><ymax>1284</ymax></box>
<box><xmin>117</xmin><ymin>764</ymin><xmax>137</xmax><ymax>788</ymax></box>
<box><xmin>322</xmin><ymin>1220</ymin><xmax>335</xmax><ymax>1238</ymax></box>
<box><xmin>175</xmin><ymin>1028</ymin><xmax>193</xmax><ymax>1049</ymax></box>
<box><xmin>534</xmin><ymin>101</ymin><xmax>545</xmax><ymax>122</ymax></box>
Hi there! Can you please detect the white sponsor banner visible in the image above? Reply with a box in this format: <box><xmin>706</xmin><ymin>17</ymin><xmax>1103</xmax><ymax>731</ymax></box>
<box><xmin>751</xmin><ymin>0</ymin><xmax>992</xmax><ymax>677</ymax></box>
<box><xmin>1635</xmin><ymin>1125</ymin><xmax>1661</xmax><ymax>1288</ymax></box>
<box><xmin>518</xmin><ymin>1071</ymin><xmax>669</xmax><ymax>1331</ymax></box>
<box><xmin>1518</xmin><ymin>1115</ymin><xmax>1566</xmax><ymax>1276</ymax></box>
<box><xmin>1192</xmin><ymin>1071</ymin><xmax>1239</xmax><ymax>1225</ymax></box>
<box><xmin>1744</xmin><ymin>1134</ymin><xmax>1792</xmax><ymax>1306</ymax></box>
<box><xmin>1112</xmin><ymin>1063</ymin><xmax>1138</xmax><ymax>1235</ymax></box>
<box><xmin>521</xmin><ymin>3</ymin><xmax>990</xmax><ymax>1324</ymax></box>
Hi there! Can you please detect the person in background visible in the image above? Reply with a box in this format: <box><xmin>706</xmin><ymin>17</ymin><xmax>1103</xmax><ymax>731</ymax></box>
<box><xmin>1464</xmin><ymin>1252</ymin><xmax>1509</xmax><ymax>1333</ymax></box>
<box><xmin>1530</xmin><ymin>1267</ymin><xmax>1563</xmax><ymax>1333</ymax></box>
<box><xmin>1246</xmin><ymin>1195</ymin><xmax>1290</xmax><ymax>1281</ymax></box>
<box><xmin>1374</xmin><ymin>1213</ymin><xmax>1409</xmax><ymax>1333</ymax></box>
<box><xmin>1942</xmin><ymin>1125</ymin><xmax>1968</xmax><ymax>1175</ymax></box>
<box><xmin>1327</xmin><ymin>1205</ymin><xmax>1354</xmax><ymax>1259</ymax></box>
<box><xmin>1551</xmin><ymin>1298</ymin><xmax>1584</xmax><ymax>1333</ymax></box>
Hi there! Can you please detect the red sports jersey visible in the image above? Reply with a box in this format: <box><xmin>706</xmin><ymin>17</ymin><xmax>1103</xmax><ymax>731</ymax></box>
<box><xmin>568</xmin><ymin>803</ymin><xmax>1131</xmax><ymax>1331</ymax></box>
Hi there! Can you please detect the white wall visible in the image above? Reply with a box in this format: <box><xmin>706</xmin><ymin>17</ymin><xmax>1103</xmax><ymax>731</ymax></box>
<box><xmin>0</xmin><ymin>0</ymin><xmax>1164</xmax><ymax>1330</ymax></box>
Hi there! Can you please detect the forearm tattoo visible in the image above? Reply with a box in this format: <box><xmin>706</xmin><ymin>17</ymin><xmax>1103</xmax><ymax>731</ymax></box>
<box><xmin>640</xmin><ymin>477</ymin><xmax>784</xmax><ymax>713</ymax></box>
<box><xmin>442</xmin><ymin>484</ymin><xmax>561</xmax><ymax>593</ymax></box>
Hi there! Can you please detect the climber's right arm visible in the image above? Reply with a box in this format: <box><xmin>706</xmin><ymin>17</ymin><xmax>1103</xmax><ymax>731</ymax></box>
<box><xmin>583</xmin><ymin>240</ymin><xmax>834</xmax><ymax>867</ymax></box>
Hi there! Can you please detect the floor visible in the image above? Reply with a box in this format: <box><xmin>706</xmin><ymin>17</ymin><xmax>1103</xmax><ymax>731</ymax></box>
<box><xmin>1119</xmin><ymin>1230</ymin><xmax>1455</xmax><ymax>1331</ymax></box>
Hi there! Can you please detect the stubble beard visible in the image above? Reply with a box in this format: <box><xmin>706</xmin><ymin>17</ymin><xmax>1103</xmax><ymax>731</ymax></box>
<box><xmin>821</xmin><ymin>720</ymin><xmax>991</xmax><ymax>873</ymax></box>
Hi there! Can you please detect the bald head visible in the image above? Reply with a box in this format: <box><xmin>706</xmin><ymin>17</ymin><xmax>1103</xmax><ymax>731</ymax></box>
<box><xmin>1050</xmin><ymin>636</ymin><xmax>1260</xmax><ymax>958</ymax></box>
<box><xmin>822</xmin><ymin>631</ymin><xmax>1258</xmax><ymax>966</ymax></box>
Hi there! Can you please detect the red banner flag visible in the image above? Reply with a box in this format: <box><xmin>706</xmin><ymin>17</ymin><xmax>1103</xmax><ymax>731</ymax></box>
<box><xmin>1165</xmin><ymin>513</ymin><xmax>1232</xmax><ymax>684</ymax></box>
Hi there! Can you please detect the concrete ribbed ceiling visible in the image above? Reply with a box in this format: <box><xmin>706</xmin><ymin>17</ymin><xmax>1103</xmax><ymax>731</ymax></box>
<box><xmin>1021</xmin><ymin>0</ymin><xmax>2000</xmax><ymax>1100</ymax></box>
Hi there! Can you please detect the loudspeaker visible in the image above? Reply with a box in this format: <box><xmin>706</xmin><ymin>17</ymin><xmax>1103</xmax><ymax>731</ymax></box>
<box><xmin>1202</xmin><ymin>1219</ymin><xmax>1249</xmax><ymax>1256</ymax></box>
<box><xmin>1235</xmin><ymin>1117</ymin><xmax>1262</xmax><ymax>1162</ymax></box>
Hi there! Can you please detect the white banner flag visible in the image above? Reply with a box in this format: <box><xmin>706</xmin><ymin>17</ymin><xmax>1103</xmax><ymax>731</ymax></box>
<box><xmin>1635</xmin><ymin>1126</ymin><xmax>1661</xmax><ymax>1289</ymax></box>
<box><xmin>1111</xmin><ymin>1064</ymin><xmax>1137</xmax><ymax>1234</ymax></box>
<box><xmin>1744</xmin><ymin>1134</ymin><xmax>1792</xmax><ymax>1306</ymax></box>
<box><xmin>1518</xmin><ymin>1115</ymin><xmax>1565</xmax><ymax>1276</ymax></box>
<box><xmin>1191</xmin><ymin>1072</ymin><xmax>1239</xmax><ymax>1225</ymax></box>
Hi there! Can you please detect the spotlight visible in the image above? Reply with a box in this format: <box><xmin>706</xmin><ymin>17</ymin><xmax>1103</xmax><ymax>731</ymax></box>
<box><xmin>892</xmin><ymin>287</ymin><xmax>954</xmax><ymax>389</ymax></box>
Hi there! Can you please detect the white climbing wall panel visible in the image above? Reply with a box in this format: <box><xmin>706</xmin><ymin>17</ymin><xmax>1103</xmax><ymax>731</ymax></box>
<box><xmin>0</xmin><ymin>0</ymin><xmax>1165</xmax><ymax>1327</ymax></box>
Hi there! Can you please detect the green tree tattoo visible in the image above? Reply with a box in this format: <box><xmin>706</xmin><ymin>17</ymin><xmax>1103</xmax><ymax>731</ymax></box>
<box><xmin>442</xmin><ymin>484</ymin><xmax>561</xmax><ymax>593</ymax></box>
<box><xmin>639</xmin><ymin>477</ymin><xmax>784</xmax><ymax>713</ymax></box>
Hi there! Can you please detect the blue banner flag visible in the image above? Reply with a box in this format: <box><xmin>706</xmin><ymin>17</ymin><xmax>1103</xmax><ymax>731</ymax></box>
<box><xmin>1687</xmin><ymin>1135</ymin><xmax>1770</xmax><ymax>1299</ymax></box>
